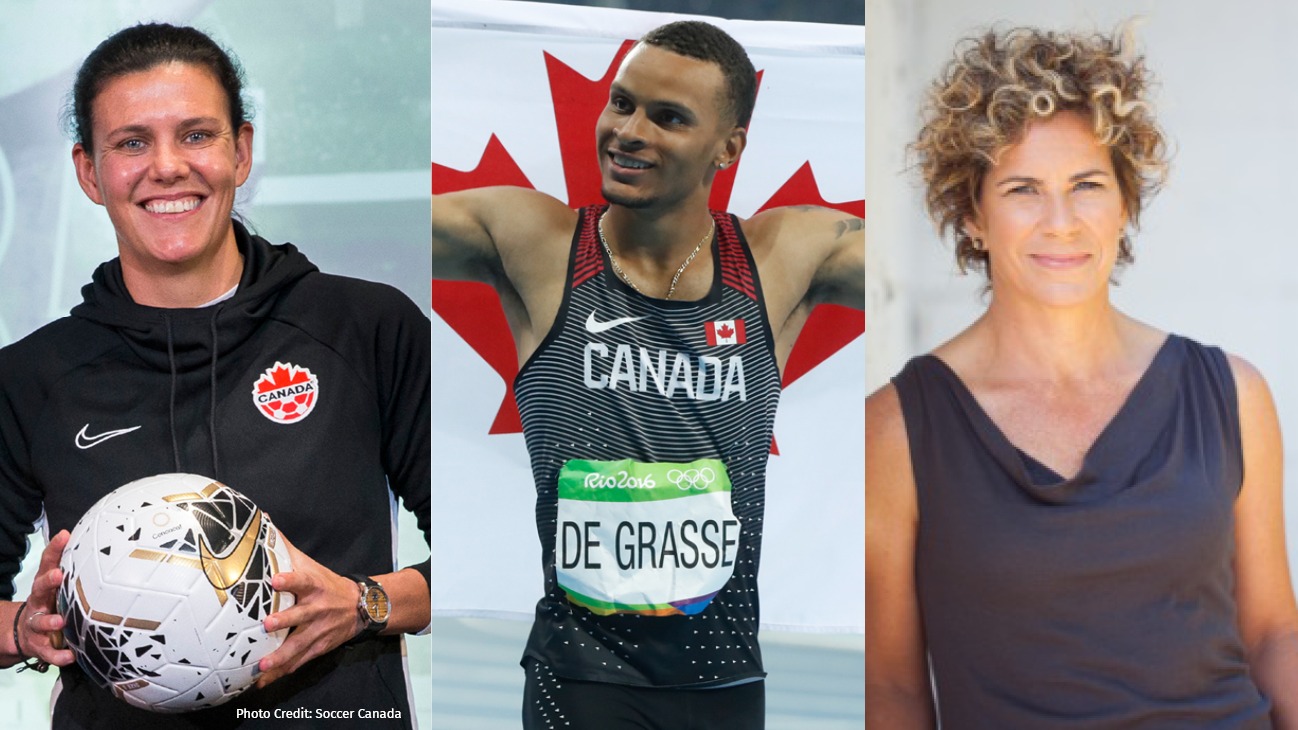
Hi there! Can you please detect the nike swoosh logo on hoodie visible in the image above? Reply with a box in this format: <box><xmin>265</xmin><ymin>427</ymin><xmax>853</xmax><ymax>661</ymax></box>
<box><xmin>75</xmin><ymin>424</ymin><xmax>142</xmax><ymax>450</ymax></box>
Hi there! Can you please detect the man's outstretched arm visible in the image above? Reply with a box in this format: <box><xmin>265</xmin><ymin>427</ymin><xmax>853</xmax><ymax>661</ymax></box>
<box><xmin>747</xmin><ymin>204</ymin><xmax>866</xmax><ymax>312</ymax></box>
<box><xmin>805</xmin><ymin>208</ymin><xmax>865</xmax><ymax>310</ymax></box>
<box><xmin>432</xmin><ymin>187</ymin><xmax>577</xmax><ymax>362</ymax></box>
<box><xmin>432</xmin><ymin>187</ymin><xmax>576</xmax><ymax>289</ymax></box>
<box><xmin>431</xmin><ymin>187</ymin><xmax>510</xmax><ymax>286</ymax></box>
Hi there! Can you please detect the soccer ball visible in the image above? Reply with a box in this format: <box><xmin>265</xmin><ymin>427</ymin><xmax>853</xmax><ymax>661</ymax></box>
<box><xmin>57</xmin><ymin>473</ymin><xmax>294</xmax><ymax>712</ymax></box>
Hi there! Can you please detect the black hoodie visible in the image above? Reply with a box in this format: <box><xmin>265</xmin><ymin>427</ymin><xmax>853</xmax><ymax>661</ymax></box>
<box><xmin>0</xmin><ymin>221</ymin><xmax>429</xmax><ymax>728</ymax></box>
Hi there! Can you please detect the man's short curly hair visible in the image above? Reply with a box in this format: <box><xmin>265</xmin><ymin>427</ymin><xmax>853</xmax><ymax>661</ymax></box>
<box><xmin>638</xmin><ymin>21</ymin><xmax>757</xmax><ymax>130</ymax></box>
<box><xmin>912</xmin><ymin>25</ymin><xmax>1169</xmax><ymax>275</ymax></box>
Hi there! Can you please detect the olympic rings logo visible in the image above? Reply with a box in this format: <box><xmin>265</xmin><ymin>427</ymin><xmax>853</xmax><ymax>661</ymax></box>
<box><xmin>667</xmin><ymin>468</ymin><xmax>715</xmax><ymax>491</ymax></box>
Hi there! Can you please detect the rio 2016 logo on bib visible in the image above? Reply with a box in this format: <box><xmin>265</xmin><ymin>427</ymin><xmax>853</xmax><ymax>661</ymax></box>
<box><xmin>555</xmin><ymin>458</ymin><xmax>739</xmax><ymax>617</ymax></box>
<box><xmin>252</xmin><ymin>362</ymin><xmax>319</xmax><ymax>424</ymax></box>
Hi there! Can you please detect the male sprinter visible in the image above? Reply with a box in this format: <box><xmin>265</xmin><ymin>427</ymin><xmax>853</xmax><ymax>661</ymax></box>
<box><xmin>432</xmin><ymin>21</ymin><xmax>863</xmax><ymax>730</ymax></box>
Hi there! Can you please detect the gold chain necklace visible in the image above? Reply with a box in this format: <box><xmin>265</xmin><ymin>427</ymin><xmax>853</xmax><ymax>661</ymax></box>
<box><xmin>597</xmin><ymin>211</ymin><xmax>714</xmax><ymax>300</ymax></box>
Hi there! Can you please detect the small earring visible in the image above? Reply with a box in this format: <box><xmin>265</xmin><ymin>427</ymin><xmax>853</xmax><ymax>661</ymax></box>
<box><xmin>972</xmin><ymin>238</ymin><xmax>984</xmax><ymax>251</ymax></box>
<box><xmin>717</xmin><ymin>161</ymin><xmax>727</xmax><ymax>170</ymax></box>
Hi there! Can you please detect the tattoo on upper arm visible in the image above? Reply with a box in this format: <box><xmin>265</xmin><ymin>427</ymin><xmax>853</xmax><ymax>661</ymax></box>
<box><xmin>789</xmin><ymin>204</ymin><xmax>827</xmax><ymax>212</ymax></box>
<box><xmin>835</xmin><ymin>218</ymin><xmax>864</xmax><ymax>239</ymax></box>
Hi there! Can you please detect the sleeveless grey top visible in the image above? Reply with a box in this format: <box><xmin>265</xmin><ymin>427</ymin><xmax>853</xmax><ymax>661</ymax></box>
<box><xmin>893</xmin><ymin>335</ymin><xmax>1273</xmax><ymax>729</ymax></box>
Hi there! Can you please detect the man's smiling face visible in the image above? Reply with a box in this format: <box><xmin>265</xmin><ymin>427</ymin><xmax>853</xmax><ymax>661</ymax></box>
<box><xmin>595</xmin><ymin>43</ymin><xmax>735</xmax><ymax>211</ymax></box>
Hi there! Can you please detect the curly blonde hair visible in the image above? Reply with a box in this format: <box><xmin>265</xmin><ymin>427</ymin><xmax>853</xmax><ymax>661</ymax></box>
<box><xmin>913</xmin><ymin>24</ymin><xmax>1169</xmax><ymax>275</ymax></box>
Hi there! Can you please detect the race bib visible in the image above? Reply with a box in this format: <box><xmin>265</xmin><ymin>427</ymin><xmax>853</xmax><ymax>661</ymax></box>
<box><xmin>555</xmin><ymin>458</ymin><xmax>739</xmax><ymax>617</ymax></box>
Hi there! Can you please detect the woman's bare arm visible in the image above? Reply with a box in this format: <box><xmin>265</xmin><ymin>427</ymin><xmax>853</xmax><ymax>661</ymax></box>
<box><xmin>865</xmin><ymin>383</ymin><xmax>937</xmax><ymax>729</ymax></box>
<box><xmin>1230</xmin><ymin>354</ymin><xmax>1298</xmax><ymax>728</ymax></box>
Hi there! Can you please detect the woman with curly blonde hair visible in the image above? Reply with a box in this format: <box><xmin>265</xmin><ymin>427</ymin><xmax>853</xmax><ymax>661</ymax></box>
<box><xmin>864</xmin><ymin>25</ymin><xmax>1298</xmax><ymax>729</ymax></box>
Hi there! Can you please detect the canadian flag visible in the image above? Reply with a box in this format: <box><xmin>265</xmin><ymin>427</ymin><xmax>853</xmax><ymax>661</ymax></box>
<box><xmin>705</xmin><ymin>319</ymin><xmax>746</xmax><ymax>346</ymax></box>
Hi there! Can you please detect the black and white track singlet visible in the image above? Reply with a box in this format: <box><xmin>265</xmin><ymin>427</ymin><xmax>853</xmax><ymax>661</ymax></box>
<box><xmin>515</xmin><ymin>206</ymin><xmax>782</xmax><ymax>688</ymax></box>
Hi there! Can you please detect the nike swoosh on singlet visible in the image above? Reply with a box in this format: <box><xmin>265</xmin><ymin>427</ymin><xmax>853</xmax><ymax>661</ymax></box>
<box><xmin>585</xmin><ymin>311</ymin><xmax>647</xmax><ymax>334</ymax></box>
<box><xmin>75</xmin><ymin>424</ymin><xmax>142</xmax><ymax>450</ymax></box>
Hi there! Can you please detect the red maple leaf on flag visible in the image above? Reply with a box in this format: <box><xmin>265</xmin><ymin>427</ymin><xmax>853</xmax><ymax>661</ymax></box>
<box><xmin>432</xmin><ymin>41</ymin><xmax>864</xmax><ymax>448</ymax></box>
<box><xmin>717</xmin><ymin>323</ymin><xmax>735</xmax><ymax>340</ymax></box>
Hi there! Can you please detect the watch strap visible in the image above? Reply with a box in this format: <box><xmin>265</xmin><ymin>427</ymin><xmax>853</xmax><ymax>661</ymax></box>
<box><xmin>349</xmin><ymin>574</ymin><xmax>389</xmax><ymax>640</ymax></box>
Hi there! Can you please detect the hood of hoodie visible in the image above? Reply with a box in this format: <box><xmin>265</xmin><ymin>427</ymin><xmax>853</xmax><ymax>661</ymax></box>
<box><xmin>71</xmin><ymin>219</ymin><xmax>318</xmax><ymax>372</ymax></box>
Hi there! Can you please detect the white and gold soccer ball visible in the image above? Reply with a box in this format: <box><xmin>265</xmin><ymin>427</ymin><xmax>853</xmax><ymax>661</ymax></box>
<box><xmin>57</xmin><ymin>473</ymin><xmax>293</xmax><ymax>712</ymax></box>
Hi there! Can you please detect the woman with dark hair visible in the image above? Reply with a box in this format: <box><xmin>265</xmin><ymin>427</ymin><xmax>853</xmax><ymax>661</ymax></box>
<box><xmin>864</xmin><ymin>26</ymin><xmax>1298</xmax><ymax>729</ymax></box>
<box><xmin>0</xmin><ymin>23</ymin><xmax>430</xmax><ymax>728</ymax></box>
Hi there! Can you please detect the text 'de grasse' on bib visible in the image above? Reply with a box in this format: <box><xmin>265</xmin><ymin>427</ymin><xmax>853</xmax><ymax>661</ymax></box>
<box><xmin>555</xmin><ymin>459</ymin><xmax>739</xmax><ymax>616</ymax></box>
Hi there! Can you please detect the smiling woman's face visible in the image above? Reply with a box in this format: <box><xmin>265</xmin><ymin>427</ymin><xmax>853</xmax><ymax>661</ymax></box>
<box><xmin>73</xmin><ymin>61</ymin><xmax>252</xmax><ymax>276</ymax></box>
<box><xmin>966</xmin><ymin>110</ymin><xmax>1128</xmax><ymax>308</ymax></box>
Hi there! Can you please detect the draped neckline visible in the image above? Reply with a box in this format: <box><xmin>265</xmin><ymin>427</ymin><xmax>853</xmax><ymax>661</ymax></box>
<box><xmin>918</xmin><ymin>334</ymin><xmax>1181</xmax><ymax>504</ymax></box>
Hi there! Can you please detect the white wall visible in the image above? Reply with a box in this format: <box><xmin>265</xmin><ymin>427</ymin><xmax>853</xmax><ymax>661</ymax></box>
<box><xmin>877</xmin><ymin>0</ymin><xmax>1298</xmax><ymax>589</ymax></box>
<box><xmin>863</xmin><ymin>0</ymin><xmax>908</xmax><ymax>393</ymax></box>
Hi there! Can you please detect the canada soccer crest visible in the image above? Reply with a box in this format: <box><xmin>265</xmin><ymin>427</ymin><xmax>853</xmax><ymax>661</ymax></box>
<box><xmin>252</xmin><ymin>362</ymin><xmax>319</xmax><ymax>424</ymax></box>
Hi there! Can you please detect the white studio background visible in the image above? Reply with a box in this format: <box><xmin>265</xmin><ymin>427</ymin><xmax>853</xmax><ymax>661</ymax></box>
<box><xmin>871</xmin><ymin>0</ymin><xmax>1298</xmax><ymax>590</ymax></box>
<box><xmin>431</xmin><ymin>0</ymin><xmax>867</xmax><ymax>633</ymax></box>
<box><xmin>0</xmin><ymin>1</ymin><xmax>432</xmax><ymax>727</ymax></box>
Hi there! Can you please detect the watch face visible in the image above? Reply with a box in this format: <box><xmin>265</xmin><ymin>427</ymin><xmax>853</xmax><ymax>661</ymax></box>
<box><xmin>363</xmin><ymin>585</ymin><xmax>390</xmax><ymax>622</ymax></box>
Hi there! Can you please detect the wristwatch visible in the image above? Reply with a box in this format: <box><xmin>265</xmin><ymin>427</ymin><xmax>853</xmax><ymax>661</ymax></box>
<box><xmin>350</xmin><ymin>575</ymin><xmax>390</xmax><ymax>639</ymax></box>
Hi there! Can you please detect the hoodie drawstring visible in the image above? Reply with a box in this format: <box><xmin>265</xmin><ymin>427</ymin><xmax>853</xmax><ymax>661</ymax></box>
<box><xmin>163</xmin><ymin>314</ymin><xmax>181</xmax><ymax>473</ymax></box>
<box><xmin>163</xmin><ymin>309</ymin><xmax>223</xmax><ymax>480</ymax></box>
<box><xmin>209</xmin><ymin>305</ymin><xmax>224</xmax><ymax>479</ymax></box>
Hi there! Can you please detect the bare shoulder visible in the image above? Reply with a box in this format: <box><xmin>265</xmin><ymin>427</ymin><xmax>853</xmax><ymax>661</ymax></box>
<box><xmin>1224</xmin><ymin>352</ymin><xmax>1279</xmax><ymax>430</ymax></box>
<box><xmin>433</xmin><ymin>186</ymin><xmax>578</xmax><ymax>285</ymax></box>
<box><xmin>487</xmin><ymin>190</ymin><xmax>579</xmax><ymax>302</ymax></box>
<box><xmin>1226</xmin><ymin>352</ymin><xmax>1269</xmax><ymax>395</ymax></box>
<box><xmin>740</xmin><ymin>204</ymin><xmax>860</xmax><ymax>253</ymax></box>
<box><xmin>740</xmin><ymin>204</ymin><xmax>865</xmax><ymax>323</ymax></box>
<box><xmin>454</xmin><ymin>186</ymin><xmax>578</xmax><ymax>244</ymax></box>
<box><xmin>865</xmin><ymin>382</ymin><xmax>904</xmax><ymax>440</ymax></box>
<box><xmin>865</xmin><ymin>382</ymin><xmax>912</xmax><ymax>490</ymax></box>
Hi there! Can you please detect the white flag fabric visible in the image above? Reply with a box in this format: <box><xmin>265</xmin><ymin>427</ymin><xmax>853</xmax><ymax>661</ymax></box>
<box><xmin>431</xmin><ymin>0</ymin><xmax>865</xmax><ymax>633</ymax></box>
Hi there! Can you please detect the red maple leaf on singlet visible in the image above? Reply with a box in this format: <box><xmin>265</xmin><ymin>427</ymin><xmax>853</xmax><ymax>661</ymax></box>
<box><xmin>432</xmin><ymin>41</ymin><xmax>865</xmax><ymax>450</ymax></box>
<box><xmin>717</xmin><ymin>324</ymin><xmax>735</xmax><ymax>340</ymax></box>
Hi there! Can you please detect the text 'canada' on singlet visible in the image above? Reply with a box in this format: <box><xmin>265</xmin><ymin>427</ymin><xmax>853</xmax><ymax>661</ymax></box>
<box><xmin>893</xmin><ymin>335</ymin><xmax>1273</xmax><ymax>730</ymax></box>
<box><xmin>514</xmin><ymin>205</ymin><xmax>782</xmax><ymax>688</ymax></box>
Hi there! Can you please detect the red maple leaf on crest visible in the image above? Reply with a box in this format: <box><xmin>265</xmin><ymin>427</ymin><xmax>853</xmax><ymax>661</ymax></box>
<box><xmin>432</xmin><ymin>41</ymin><xmax>865</xmax><ymax>447</ymax></box>
<box><xmin>717</xmin><ymin>324</ymin><xmax>735</xmax><ymax>339</ymax></box>
<box><xmin>257</xmin><ymin>364</ymin><xmax>310</xmax><ymax>394</ymax></box>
